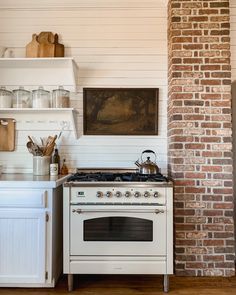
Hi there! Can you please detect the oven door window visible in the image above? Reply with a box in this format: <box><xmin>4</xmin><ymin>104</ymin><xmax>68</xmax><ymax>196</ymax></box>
<box><xmin>83</xmin><ymin>216</ymin><xmax>153</xmax><ymax>242</ymax></box>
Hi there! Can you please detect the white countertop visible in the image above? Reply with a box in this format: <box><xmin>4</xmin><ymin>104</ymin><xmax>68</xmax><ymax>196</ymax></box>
<box><xmin>0</xmin><ymin>174</ymin><xmax>70</xmax><ymax>188</ymax></box>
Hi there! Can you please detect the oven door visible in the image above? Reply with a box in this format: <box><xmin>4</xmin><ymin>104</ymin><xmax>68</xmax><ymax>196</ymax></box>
<box><xmin>70</xmin><ymin>205</ymin><xmax>166</xmax><ymax>256</ymax></box>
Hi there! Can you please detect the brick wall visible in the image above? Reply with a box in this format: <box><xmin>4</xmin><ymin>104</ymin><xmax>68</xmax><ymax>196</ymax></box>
<box><xmin>168</xmin><ymin>0</ymin><xmax>235</xmax><ymax>276</ymax></box>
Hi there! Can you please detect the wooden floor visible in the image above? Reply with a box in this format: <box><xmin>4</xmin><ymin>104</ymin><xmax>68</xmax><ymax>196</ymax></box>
<box><xmin>0</xmin><ymin>275</ymin><xmax>236</xmax><ymax>295</ymax></box>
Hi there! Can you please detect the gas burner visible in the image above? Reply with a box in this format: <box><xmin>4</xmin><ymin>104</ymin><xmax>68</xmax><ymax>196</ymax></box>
<box><xmin>67</xmin><ymin>172</ymin><xmax>169</xmax><ymax>183</ymax></box>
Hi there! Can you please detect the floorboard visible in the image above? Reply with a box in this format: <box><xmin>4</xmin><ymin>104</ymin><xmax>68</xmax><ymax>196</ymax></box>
<box><xmin>0</xmin><ymin>275</ymin><xmax>236</xmax><ymax>295</ymax></box>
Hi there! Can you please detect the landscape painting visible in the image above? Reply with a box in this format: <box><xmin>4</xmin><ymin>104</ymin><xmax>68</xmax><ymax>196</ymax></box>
<box><xmin>83</xmin><ymin>88</ymin><xmax>159</xmax><ymax>135</ymax></box>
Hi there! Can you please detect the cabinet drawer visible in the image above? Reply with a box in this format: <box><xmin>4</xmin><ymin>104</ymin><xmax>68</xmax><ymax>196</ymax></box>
<box><xmin>0</xmin><ymin>189</ymin><xmax>47</xmax><ymax>208</ymax></box>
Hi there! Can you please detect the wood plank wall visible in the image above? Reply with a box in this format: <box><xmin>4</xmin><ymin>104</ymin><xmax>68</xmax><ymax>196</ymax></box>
<box><xmin>0</xmin><ymin>0</ymin><xmax>168</xmax><ymax>173</ymax></box>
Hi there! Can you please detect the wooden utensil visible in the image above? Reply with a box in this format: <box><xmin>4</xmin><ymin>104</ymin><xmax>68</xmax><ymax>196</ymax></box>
<box><xmin>38</xmin><ymin>32</ymin><xmax>55</xmax><ymax>57</ymax></box>
<box><xmin>43</xmin><ymin>135</ymin><xmax>57</xmax><ymax>156</ymax></box>
<box><xmin>38</xmin><ymin>31</ymin><xmax>55</xmax><ymax>43</ymax></box>
<box><xmin>0</xmin><ymin>118</ymin><xmax>16</xmax><ymax>151</ymax></box>
<box><xmin>26</xmin><ymin>34</ymin><xmax>40</xmax><ymax>57</ymax></box>
<box><xmin>54</xmin><ymin>34</ymin><xmax>64</xmax><ymax>57</ymax></box>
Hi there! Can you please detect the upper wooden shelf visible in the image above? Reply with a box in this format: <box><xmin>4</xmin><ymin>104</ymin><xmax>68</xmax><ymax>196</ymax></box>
<box><xmin>0</xmin><ymin>57</ymin><xmax>78</xmax><ymax>92</ymax></box>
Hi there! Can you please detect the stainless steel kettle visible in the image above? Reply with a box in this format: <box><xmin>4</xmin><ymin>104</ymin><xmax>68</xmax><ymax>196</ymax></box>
<box><xmin>135</xmin><ymin>150</ymin><xmax>159</xmax><ymax>174</ymax></box>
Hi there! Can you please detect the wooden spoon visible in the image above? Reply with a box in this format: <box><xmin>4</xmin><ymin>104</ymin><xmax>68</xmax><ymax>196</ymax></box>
<box><xmin>44</xmin><ymin>135</ymin><xmax>58</xmax><ymax>156</ymax></box>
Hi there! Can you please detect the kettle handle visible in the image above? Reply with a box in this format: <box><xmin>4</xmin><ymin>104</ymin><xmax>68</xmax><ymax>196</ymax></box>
<box><xmin>141</xmin><ymin>150</ymin><xmax>157</xmax><ymax>162</ymax></box>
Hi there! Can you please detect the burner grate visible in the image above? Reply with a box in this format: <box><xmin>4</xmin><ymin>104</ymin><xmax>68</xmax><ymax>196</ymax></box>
<box><xmin>67</xmin><ymin>172</ymin><xmax>168</xmax><ymax>183</ymax></box>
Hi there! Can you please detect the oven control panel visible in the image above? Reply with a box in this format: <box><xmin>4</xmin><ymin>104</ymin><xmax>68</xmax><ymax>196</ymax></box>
<box><xmin>70</xmin><ymin>186</ymin><xmax>167</xmax><ymax>205</ymax></box>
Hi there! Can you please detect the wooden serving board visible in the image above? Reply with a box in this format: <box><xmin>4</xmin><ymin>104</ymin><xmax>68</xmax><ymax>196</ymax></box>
<box><xmin>38</xmin><ymin>32</ymin><xmax>55</xmax><ymax>57</ymax></box>
<box><xmin>54</xmin><ymin>34</ymin><xmax>64</xmax><ymax>57</ymax></box>
<box><xmin>26</xmin><ymin>34</ymin><xmax>39</xmax><ymax>58</ymax></box>
<box><xmin>0</xmin><ymin>118</ymin><xmax>16</xmax><ymax>151</ymax></box>
<box><xmin>25</xmin><ymin>32</ymin><xmax>64</xmax><ymax>57</ymax></box>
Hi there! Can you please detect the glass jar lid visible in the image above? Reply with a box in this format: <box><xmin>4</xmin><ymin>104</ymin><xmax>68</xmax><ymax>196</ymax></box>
<box><xmin>0</xmin><ymin>86</ymin><xmax>13</xmax><ymax>96</ymax></box>
<box><xmin>32</xmin><ymin>86</ymin><xmax>50</xmax><ymax>94</ymax></box>
<box><xmin>52</xmin><ymin>85</ymin><xmax>70</xmax><ymax>95</ymax></box>
<box><xmin>13</xmin><ymin>86</ymin><xmax>30</xmax><ymax>94</ymax></box>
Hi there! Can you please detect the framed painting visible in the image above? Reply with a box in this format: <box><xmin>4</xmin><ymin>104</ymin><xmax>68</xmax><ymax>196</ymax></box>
<box><xmin>83</xmin><ymin>88</ymin><xmax>159</xmax><ymax>135</ymax></box>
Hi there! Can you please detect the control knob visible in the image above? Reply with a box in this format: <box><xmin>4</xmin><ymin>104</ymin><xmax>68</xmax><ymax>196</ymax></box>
<box><xmin>153</xmin><ymin>191</ymin><xmax>159</xmax><ymax>198</ymax></box>
<box><xmin>134</xmin><ymin>191</ymin><xmax>141</xmax><ymax>198</ymax></box>
<box><xmin>115</xmin><ymin>191</ymin><xmax>122</xmax><ymax>198</ymax></box>
<box><xmin>96</xmin><ymin>191</ymin><xmax>103</xmax><ymax>198</ymax></box>
<box><xmin>125</xmin><ymin>191</ymin><xmax>131</xmax><ymax>198</ymax></box>
<box><xmin>144</xmin><ymin>191</ymin><xmax>150</xmax><ymax>198</ymax></box>
<box><xmin>106</xmin><ymin>191</ymin><xmax>112</xmax><ymax>198</ymax></box>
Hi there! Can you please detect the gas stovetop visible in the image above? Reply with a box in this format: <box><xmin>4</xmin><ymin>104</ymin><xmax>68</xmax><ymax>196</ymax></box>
<box><xmin>65</xmin><ymin>169</ymin><xmax>172</xmax><ymax>202</ymax></box>
<box><xmin>67</xmin><ymin>171</ymin><xmax>169</xmax><ymax>183</ymax></box>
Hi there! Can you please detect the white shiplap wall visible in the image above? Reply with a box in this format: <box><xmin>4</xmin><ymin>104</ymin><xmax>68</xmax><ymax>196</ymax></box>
<box><xmin>0</xmin><ymin>0</ymin><xmax>168</xmax><ymax>173</ymax></box>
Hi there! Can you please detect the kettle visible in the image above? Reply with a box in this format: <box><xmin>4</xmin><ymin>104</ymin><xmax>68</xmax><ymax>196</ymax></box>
<box><xmin>135</xmin><ymin>150</ymin><xmax>159</xmax><ymax>175</ymax></box>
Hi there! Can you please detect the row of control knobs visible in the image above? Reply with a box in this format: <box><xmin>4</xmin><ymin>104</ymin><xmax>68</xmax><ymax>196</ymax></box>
<box><xmin>96</xmin><ymin>191</ymin><xmax>159</xmax><ymax>198</ymax></box>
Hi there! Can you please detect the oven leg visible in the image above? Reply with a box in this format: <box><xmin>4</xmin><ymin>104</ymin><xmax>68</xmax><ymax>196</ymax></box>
<box><xmin>68</xmin><ymin>274</ymin><xmax>74</xmax><ymax>292</ymax></box>
<box><xmin>163</xmin><ymin>274</ymin><xmax>169</xmax><ymax>293</ymax></box>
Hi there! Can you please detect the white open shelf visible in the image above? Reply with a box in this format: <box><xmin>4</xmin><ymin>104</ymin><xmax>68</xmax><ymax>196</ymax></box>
<box><xmin>0</xmin><ymin>108</ymin><xmax>79</xmax><ymax>139</ymax></box>
<box><xmin>0</xmin><ymin>58</ymin><xmax>79</xmax><ymax>138</ymax></box>
<box><xmin>0</xmin><ymin>57</ymin><xmax>78</xmax><ymax>92</ymax></box>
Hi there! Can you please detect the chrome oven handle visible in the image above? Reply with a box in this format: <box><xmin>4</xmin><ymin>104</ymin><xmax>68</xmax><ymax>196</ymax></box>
<box><xmin>72</xmin><ymin>209</ymin><xmax>165</xmax><ymax>214</ymax></box>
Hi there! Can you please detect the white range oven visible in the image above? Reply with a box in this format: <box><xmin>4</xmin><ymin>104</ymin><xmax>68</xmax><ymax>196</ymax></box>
<box><xmin>63</xmin><ymin>170</ymin><xmax>173</xmax><ymax>293</ymax></box>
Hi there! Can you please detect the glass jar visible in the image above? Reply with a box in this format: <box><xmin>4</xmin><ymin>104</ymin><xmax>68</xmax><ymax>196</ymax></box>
<box><xmin>32</xmin><ymin>86</ymin><xmax>50</xmax><ymax>108</ymax></box>
<box><xmin>12</xmin><ymin>86</ymin><xmax>31</xmax><ymax>108</ymax></box>
<box><xmin>0</xmin><ymin>86</ymin><xmax>13</xmax><ymax>108</ymax></box>
<box><xmin>52</xmin><ymin>86</ymin><xmax>70</xmax><ymax>108</ymax></box>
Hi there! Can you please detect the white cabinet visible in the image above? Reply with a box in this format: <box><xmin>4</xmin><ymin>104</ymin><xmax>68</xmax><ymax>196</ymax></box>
<box><xmin>0</xmin><ymin>185</ymin><xmax>63</xmax><ymax>287</ymax></box>
<box><xmin>0</xmin><ymin>210</ymin><xmax>46</xmax><ymax>284</ymax></box>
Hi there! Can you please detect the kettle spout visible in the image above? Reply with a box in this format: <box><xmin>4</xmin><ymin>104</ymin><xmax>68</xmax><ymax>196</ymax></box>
<box><xmin>135</xmin><ymin>160</ymin><xmax>141</xmax><ymax>167</ymax></box>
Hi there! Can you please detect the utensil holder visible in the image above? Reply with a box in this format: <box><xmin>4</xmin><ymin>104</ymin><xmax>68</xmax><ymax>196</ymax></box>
<box><xmin>33</xmin><ymin>156</ymin><xmax>50</xmax><ymax>176</ymax></box>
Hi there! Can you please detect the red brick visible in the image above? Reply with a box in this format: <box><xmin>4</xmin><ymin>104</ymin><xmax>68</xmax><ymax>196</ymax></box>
<box><xmin>201</xmin><ymin>79</ymin><xmax>221</xmax><ymax>85</ymax></box>
<box><xmin>202</xmin><ymin>166</ymin><xmax>222</xmax><ymax>172</ymax></box>
<box><xmin>203</xmin><ymin>224</ymin><xmax>224</xmax><ymax>231</ymax></box>
<box><xmin>175</xmin><ymin>209</ymin><xmax>195</xmax><ymax>216</ymax></box>
<box><xmin>186</xmin><ymin>262</ymin><xmax>207</xmax><ymax>269</ymax></box>
<box><xmin>176</xmin><ymin>240</ymin><xmax>197</xmax><ymax>246</ymax></box>
<box><xmin>185</xmin><ymin>143</ymin><xmax>205</xmax><ymax>150</ymax></box>
<box><xmin>213</xmin><ymin>203</ymin><xmax>233</xmax><ymax>210</ymax></box>
<box><xmin>185</xmin><ymin>172</ymin><xmax>206</xmax><ymax>179</ymax></box>
<box><xmin>203</xmin><ymin>255</ymin><xmax>224</xmax><ymax>262</ymax></box>
<box><xmin>185</xmin><ymin>187</ymin><xmax>205</xmax><ymax>194</ymax></box>
<box><xmin>203</xmin><ymin>210</ymin><xmax>223</xmax><ymax>217</ymax></box>
<box><xmin>183</xmin><ymin>58</ymin><xmax>203</xmax><ymax>64</ymax></box>
<box><xmin>199</xmin><ymin>9</ymin><xmax>219</xmax><ymax>15</ymax></box>
<box><xmin>168</xmin><ymin>0</ymin><xmax>233</xmax><ymax>276</ymax></box>
<box><xmin>203</xmin><ymin>240</ymin><xmax>224</xmax><ymax>246</ymax></box>
<box><xmin>214</xmin><ymin>232</ymin><xmax>234</xmax><ymax>238</ymax></box>
<box><xmin>176</xmin><ymin>255</ymin><xmax>196</xmax><ymax>261</ymax></box>
<box><xmin>189</xmin><ymin>16</ymin><xmax>208</xmax><ymax>22</ymax></box>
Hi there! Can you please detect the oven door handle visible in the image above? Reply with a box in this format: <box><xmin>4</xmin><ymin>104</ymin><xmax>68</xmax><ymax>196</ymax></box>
<box><xmin>72</xmin><ymin>209</ymin><xmax>165</xmax><ymax>214</ymax></box>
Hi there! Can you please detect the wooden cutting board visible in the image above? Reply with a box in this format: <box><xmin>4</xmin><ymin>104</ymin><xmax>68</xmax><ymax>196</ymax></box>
<box><xmin>54</xmin><ymin>34</ymin><xmax>64</xmax><ymax>57</ymax></box>
<box><xmin>25</xmin><ymin>32</ymin><xmax>65</xmax><ymax>57</ymax></box>
<box><xmin>0</xmin><ymin>118</ymin><xmax>16</xmax><ymax>151</ymax></box>
<box><xmin>26</xmin><ymin>34</ymin><xmax>39</xmax><ymax>58</ymax></box>
<box><xmin>38</xmin><ymin>32</ymin><xmax>55</xmax><ymax>57</ymax></box>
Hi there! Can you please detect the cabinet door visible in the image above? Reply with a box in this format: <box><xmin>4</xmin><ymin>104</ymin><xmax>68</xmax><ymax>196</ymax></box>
<box><xmin>0</xmin><ymin>210</ymin><xmax>46</xmax><ymax>284</ymax></box>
